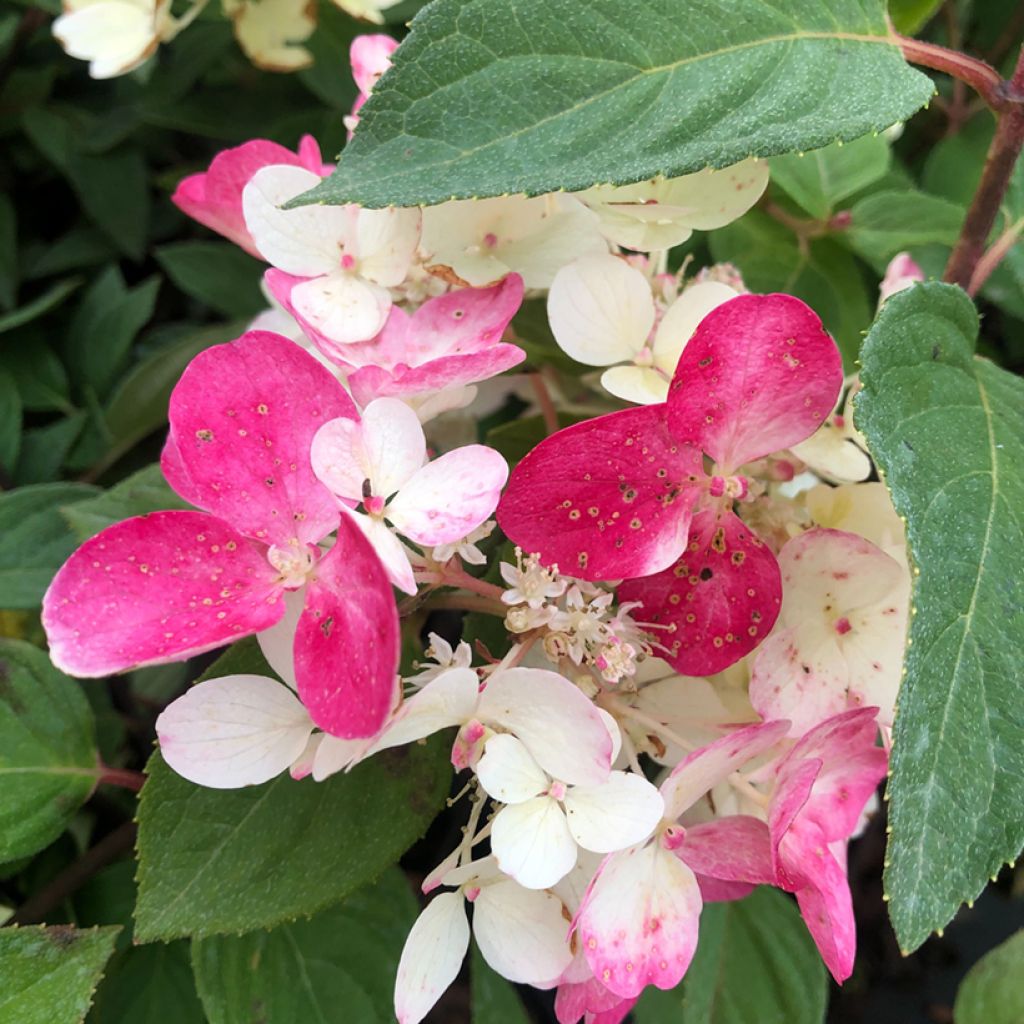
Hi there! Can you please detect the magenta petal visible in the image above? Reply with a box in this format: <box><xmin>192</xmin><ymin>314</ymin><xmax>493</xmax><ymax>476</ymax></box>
<box><xmin>680</xmin><ymin>817</ymin><xmax>774</xmax><ymax>885</ymax></box>
<box><xmin>619</xmin><ymin>506</ymin><xmax>781</xmax><ymax>674</ymax></box>
<box><xmin>497</xmin><ymin>406</ymin><xmax>702</xmax><ymax>580</ymax></box>
<box><xmin>348</xmin><ymin>345</ymin><xmax>526</xmax><ymax>404</ymax></box>
<box><xmin>42</xmin><ymin>511</ymin><xmax>284</xmax><ymax>677</ymax></box>
<box><xmin>293</xmin><ymin>515</ymin><xmax>399</xmax><ymax>738</ymax></box>
<box><xmin>780</xmin><ymin>819</ymin><xmax>857</xmax><ymax>982</ymax></box>
<box><xmin>171</xmin><ymin>139</ymin><xmax>318</xmax><ymax>257</ymax></box>
<box><xmin>667</xmin><ymin>294</ymin><xmax>843</xmax><ymax>470</ymax></box>
<box><xmin>781</xmin><ymin>708</ymin><xmax>888</xmax><ymax>841</ymax></box>
<box><xmin>166</xmin><ymin>330</ymin><xmax>357</xmax><ymax>548</ymax></box>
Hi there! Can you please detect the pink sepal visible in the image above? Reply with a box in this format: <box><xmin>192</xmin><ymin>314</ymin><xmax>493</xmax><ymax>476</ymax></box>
<box><xmin>172</xmin><ymin>136</ymin><xmax>324</xmax><ymax>256</ymax></box>
<box><xmin>619</xmin><ymin>506</ymin><xmax>781</xmax><ymax>674</ymax></box>
<box><xmin>165</xmin><ymin>330</ymin><xmax>357</xmax><ymax>549</ymax></box>
<box><xmin>498</xmin><ymin>405</ymin><xmax>702</xmax><ymax>581</ymax></box>
<box><xmin>42</xmin><ymin>510</ymin><xmax>283</xmax><ymax>677</ymax></box>
<box><xmin>293</xmin><ymin>514</ymin><xmax>400</xmax><ymax>738</ymax></box>
<box><xmin>668</xmin><ymin>293</ymin><xmax>843</xmax><ymax>471</ymax></box>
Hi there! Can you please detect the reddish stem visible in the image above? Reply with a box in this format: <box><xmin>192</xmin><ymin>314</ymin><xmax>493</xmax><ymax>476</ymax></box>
<box><xmin>944</xmin><ymin>45</ymin><xmax>1024</xmax><ymax>290</ymax></box>
<box><xmin>530</xmin><ymin>371</ymin><xmax>559</xmax><ymax>436</ymax></box>
<box><xmin>99</xmin><ymin>766</ymin><xmax>146</xmax><ymax>792</ymax></box>
<box><xmin>897</xmin><ymin>35</ymin><xmax>1008</xmax><ymax>111</ymax></box>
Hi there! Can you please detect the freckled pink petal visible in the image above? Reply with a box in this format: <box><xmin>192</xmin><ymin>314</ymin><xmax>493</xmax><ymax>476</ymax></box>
<box><xmin>497</xmin><ymin>405</ymin><xmax>702</xmax><ymax>581</ymax></box>
<box><xmin>694</xmin><ymin>876</ymin><xmax>755</xmax><ymax>902</ymax></box>
<box><xmin>659</xmin><ymin>719</ymin><xmax>789</xmax><ymax>820</ymax></box>
<box><xmin>780</xmin><ymin>707</ymin><xmax>887</xmax><ymax>842</ymax></box>
<box><xmin>677</xmin><ymin>816</ymin><xmax>774</xmax><ymax>884</ymax></box>
<box><xmin>620</xmin><ymin>506</ymin><xmax>782</xmax><ymax>675</ymax></box>
<box><xmin>171</xmin><ymin>139</ymin><xmax>319</xmax><ymax>257</ymax></box>
<box><xmin>166</xmin><ymin>329</ymin><xmax>356</xmax><ymax>548</ymax></box>
<box><xmin>42</xmin><ymin>511</ymin><xmax>284</xmax><ymax>678</ymax></box>
<box><xmin>322</xmin><ymin>274</ymin><xmax>523</xmax><ymax>371</ymax></box>
<box><xmin>575</xmin><ymin>843</ymin><xmax>702</xmax><ymax>999</ymax></box>
<box><xmin>768</xmin><ymin>759</ymin><xmax>820</xmax><ymax>879</ymax></box>
<box><xmin>388</xmin><ymin>445</ymin><xmax>508</xmax><ymax>545</ymax></box>
<box><xmin>474</xmin><ymin>879</ymin><xmax>575</xmax><ymax>985</ymax></box>
<box><xmin>555</xmin><ymin>978</ymin><xmax>633</xmax><ymax>1024</ymax></box>
<box><xmin>778</xmin><ymin>817</ymin><xmax>857</xmax><ymax>982</ymax></box>
<box><xmin>750</xmin><ymin>625</ymin><xmax>848</xmax><ymax>736</ymax></box>
<box><xmin>667</xmin><ymin>293</ymin><xmax>843</xmax><ymax>470</ymax></box>
<box><xmin>295</xmin><ymin>134</ymin><xmax>326</xmax><ymax>173</ymax></box>
<box><xmin>293</xmin><ymin>515</ymin><xmax>399</xmax><ymax>738</ymax></box>
<box><xmin>350</xmin><ymin>33</ymin><xmax>397</xmax><ymax>96</ymax></box>
<box><xmin>394</xmin><ymin>891</ymin><xmax>470</xmax><ymax>1024</ymax></box>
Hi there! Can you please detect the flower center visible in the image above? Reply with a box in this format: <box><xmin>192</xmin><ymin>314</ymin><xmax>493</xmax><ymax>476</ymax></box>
<box><xmin>267</xmin><ymin>543</ymin><xmax>316</xmax><ymax>589</ymax></box>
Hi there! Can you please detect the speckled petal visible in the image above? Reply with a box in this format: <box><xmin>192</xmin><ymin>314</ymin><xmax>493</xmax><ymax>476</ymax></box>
<box><xmin>575</xmin><ymin>843</ymin><xmax>702</xmax><ymax>999</ymax></box>
<box><xmin>165</xmin><ymin>329</ymin><xmax>356</xmax><ymax>548</ymax></box>
<box><xmin>293</xmin><ymin>515</ymin><xmax>399</xmax><ymax>738</ymax></box>
<box><xmin>42</xmin><ymin>510</ymin><xmax>284</xmax><ymax>677</ymax></box>
<box><xmin>667</xmin><ymin>293</ymin><xmax>843</xmax><ymax>470</ymax></box>
<box><xmin>497</xmin><ymin>405</ymin><xmax>702</xmax><ymax>581</ymax></box>
<box><xmin>619</xmin><ymin>506</ymin><xmax>782</xmax><ymax>675</ymax></box>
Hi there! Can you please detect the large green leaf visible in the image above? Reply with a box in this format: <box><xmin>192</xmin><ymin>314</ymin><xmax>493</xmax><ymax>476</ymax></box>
<box><xmin>0</xmin><ymin>639</ymin><xmax>99</xmax><ymax>861</ymax></box>
<box><xmin>472</xmin><ymin>944</ymin><xmax>530</xmax><ymax>1024</ymax></box>
<box><xmin>61</xmin><ymin>464</ymin><xmax>191</xmax><ymax>543</ymax></box>
<box><xmin>135</xmin><ymin>739</ymin><xmax>451</xmax><ymax>941</ymax></box>
<box><xmin>0</xmin><ymin>482</ymin><xmax>99</xmax><ymax>609</ymax></box>
<box><xmin>633</xmin><ymin>887</ymin><xmax>827</xmax><ymax>1023</ymax></box>
<box><xmin>191</xmin><ymin>869</ymin><xmax>417</xmax><ymax>1023</ymax></box>
<box><xmin>301</xmin><ymin>0</ymin><xmax>932</xmax><ymax>208</ymax></box>
<box><xmin>0</xmin><ymin>366</ymin><xmax>21</xmax><ymax>476</ymax></box>
<box><xmin>954</xmin><ymin>929</ymin><xmax>1024</xmax><ymax>1024</ymax></box>
<box><xmin>845</xmin><ymin>189</ymin><xmax>964</xmax><ymax>269</ymax></box>
<box><xmin>770</xmin><ymin>134</ymin><xmax>891</xmax><ymax>220</ymax></box>
<box><xmin>856</xmin><ymin>283</ymin><xmax>1024</xmax><ymax>952</ymax></box>
<box><xmin>0</xmin><ymin>925</ymin><xmax>120</xmax><ymax>1024</ymax></box>
<box><xmin>154</xmin><ymin>242</ymin><xmax>264</xmax><ymax>319</ymax></box>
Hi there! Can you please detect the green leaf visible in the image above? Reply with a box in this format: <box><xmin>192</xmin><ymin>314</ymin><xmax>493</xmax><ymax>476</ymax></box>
<box><xmin>3</xmin><ymin>340</ymin><xmax>73</xmax><ymax>413</ymax></box>
<box><xmin>486</xmin><ymin>412</ymin><xmax>584</xmax><ymax>465</ymax></box>
<box><xmin>953</xmin><ymin>930</ymin><xmax>1024</xmax><ymax>1024</ymax></box>
<box><xmin>0</xmin><ymin>277</ymin><xmax>82</xmax><ymax>337</ymax></box>
<box><xmin>0</xmin><ymin>366</ymin><xmax>21</xmax><ymax>475</ymax></box>
<box><xmin>135</xmin><ymin>739</ymin><xmax>452</xmax><ymax>941</ymax></box>
<box><xmin>0</xmin><ymin>482</ymin><xmax>99</xmax><ymax>609</ymax></box>
<box><xmin>13</xmin><ymin>412</ymin><xmax>88</xmax><ymax>486</ymax></box>
<box><xmin>155</xmin><ymin>242</ymin><xmax>265</xmax><ymax>319</ymax></box>
<box><xmin>846</xmin><ymin>190</ymin><xmax>964</xmax><ymax>269</ymax></box>
<box><xmin>69</xmin><ymin>148</ymin><xmax>151</xmax><ymax>261</ymax></box>
<box><xmin>0</xmin><ymin>193</ymin><xmax>16</xmax><ymax>310</ymax></box>
<box><xmin>88</xmin><ymin>942</ymin><xmax>205</xmax><ymax>1024</ymax></box>
<box><xmin>887</xmin><ymin>0</ymin><xmax>942</xmax><ymax>34</ymax></box>
<box><xmin>472</xmin><ymin>944</ymin><xmax>530</xmax><ymax>1024</ymax></box>
<box><xmin>0</xmin><ymin>639</ymin><xmax>99</xmax><ymax>861</ymax></box>
<box><xmin>191</xmin><ymin>869</ymin><xmax>417</xmax><ymax>1023</ymax></box>
<box><xmin>301</xmin><ymin>0</ymin><xmax>933</xmax><ymax>208</ymax></box>
<box><xmin>856</xmin><ymin>282</ymin><xmax>1024</xmax><ymax>951</ymax></box>
<box><xmin>770</xmin><ymin>134</ymin><xmax>891</xmax><ymax>220</ymax></box>
<box><xmin>0</xmin><ymin>925</ymin><xmax>120</xmax><ymax>1024</ymax></box>
<box><xmin>709</xmin><ymin>210</ymin><xmax>872</xmax><ymax>367</ymax></box>
<box><xmin>62</xmin><ymin>465</ymin><xmax>192</xmax><ymax>543</ymax></box>
<box><xmin>634</xmin><ymin>887</ymin><xmax>827</xmax><ymax>1024</ymax></box>
<box><xmin>65</xmin><ymin>267</ymin><xmax>161</xmax><ymax>400</ymax></box>
<box><xmin>195</xmin><ymin>635</ymin><xmax>275</xmax><ymax>684</ymax></box>
<box><xmin>101</xmin><ymin>322</ymin><xmax>243</xmax><ymax>460</ymax></box>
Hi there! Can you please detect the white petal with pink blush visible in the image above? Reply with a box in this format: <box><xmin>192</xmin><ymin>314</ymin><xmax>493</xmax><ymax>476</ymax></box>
<box><xmin>394</xmin><ymin>891</ymin><xmax>470</xmax><ymax>1024</ymax></box>
<box><xmin>473</xmin><ymin>879</ymin><xmax>574</xmax><ymax>985</ymax></box>
<box><xmin>563</xmin><ymin>771</ymin><xmax>665</xmax><ymax>853</ymax></box>
<box><xmin>156</xmin><ymin>674</ymin><xmax>314</xmax><ymax>789</ymax></box>
<box><xmin>490</xmin><ymin>795</ymin><xmax>579</xmax><ymax>889</ymax></box>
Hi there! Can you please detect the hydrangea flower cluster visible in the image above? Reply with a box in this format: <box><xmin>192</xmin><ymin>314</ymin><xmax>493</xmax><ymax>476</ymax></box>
<box><xmin>39</xmin><ymin>35</ymin><xmax>916</xmax><ymax>1024</ymax></box>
